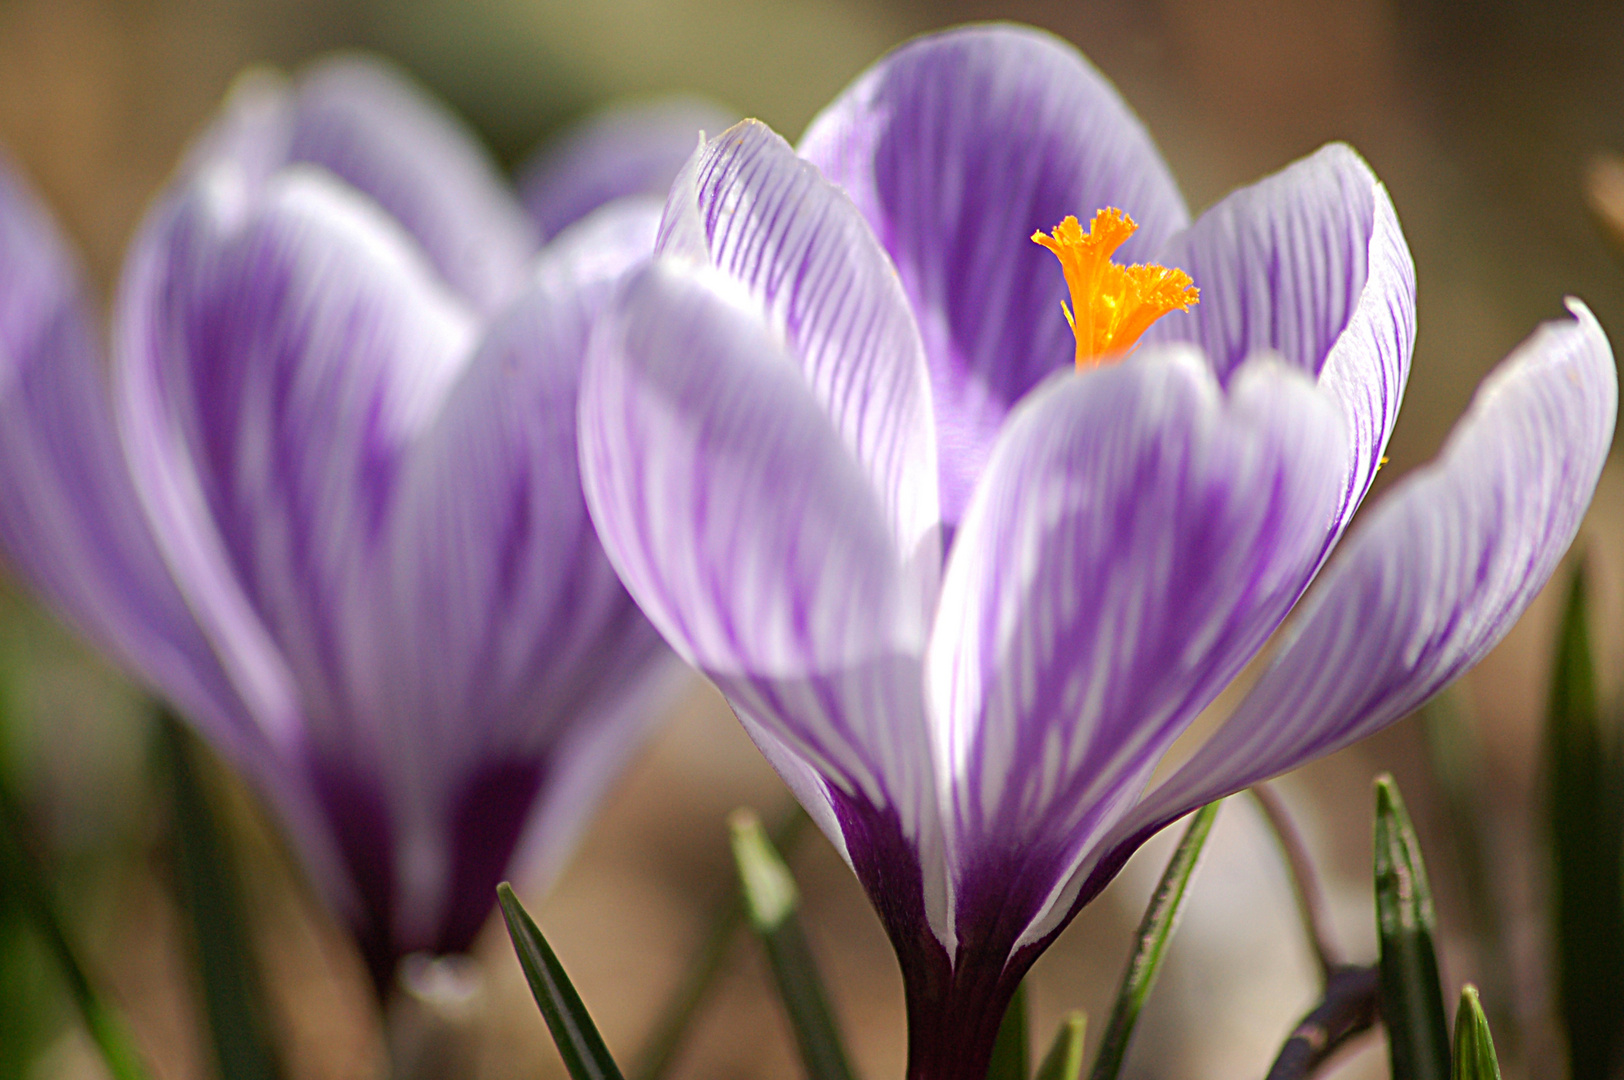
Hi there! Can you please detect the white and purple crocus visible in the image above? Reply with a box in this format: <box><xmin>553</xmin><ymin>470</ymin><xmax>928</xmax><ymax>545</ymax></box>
<box><xmin>0</xmin><ymin>57</ymin><xmax>720</xmax><ymax>990</ymax></box>
<box><xmin>578</xmin><ymin>24</ymin><xmax>1618</xmax><ymax>1078</ymax></box>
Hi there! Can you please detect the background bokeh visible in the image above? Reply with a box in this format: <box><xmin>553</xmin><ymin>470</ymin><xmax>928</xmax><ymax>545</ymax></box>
<box><xmin>2</xmin><ymin>0</ymin><xmax>1622</xmax><ymax>1077</ymax></box>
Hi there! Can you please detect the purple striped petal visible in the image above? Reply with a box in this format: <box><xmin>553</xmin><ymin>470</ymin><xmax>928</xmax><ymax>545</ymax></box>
<box><xmin>0</xmin><ymin>148</ymin><xmax>270</xmax><ymax>761</ymax></box>
<box><xmin>658</xmin><ymin>120</ymin><xmax>940</xmax><ymax>572</ymax></box>
<box><xmin>1068</xmin><ymin>300</ymin><xmax>1615</xmax><ymax>929</ymax></box>
<box><xmin>519</xmin><ymin>96</ymin><xmax>736</xmax><ymax>242</ymax></box>
<box><xmin>192</xmin><ymin>56</ymin><xmax>537</xmax><ymax>312</ymax></box>
<box><xmin>0</xmin><ymin>150</ymin><xmax>368</xmax><ymax>932</ymax></box>
<box><xmin>927</xmin><ymin>347</ymin><xmax>1348</xmax><ymax>949</ymax></box>
<box><xmin>1143</xmin><ymin>143</ymin><xmax>1416</xmax><ymax>545</ymax></box>
<box><xmin>798</xmin><ymin>24</ymin><xmax>1190</xmax><ymax>523</ymax></box>
<box><xmin>579</xmin><ymin>260</ymin><xmax>944</xmax><ymax>918</ymax></box>
<box><xmin>116</xmin><ymin>164</ymin><xmax>477</xmax><ymax>777</ymax></box>
<box><xmin>374</xmin><ymin>199</ymin><xmax>669</xmax><ymax>946</ymax></box>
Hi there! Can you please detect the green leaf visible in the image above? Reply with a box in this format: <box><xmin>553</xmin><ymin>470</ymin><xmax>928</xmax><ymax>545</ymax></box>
<box><xmin>1374</xmin><ymin>774</ymin><xmax>1450</xmax><ymax>1080</ymax></box>
<box><xmin>1087</xmin><ymin>800</ymin><xmax>1220</xmax><ymax>1080</ymax></box>
<box><xmin>1544</xmin><ymin>568</ymin><xmax>1624</xmax><ymax>1080</ymax></box>
<box><xmin>987</xmin><ymin>980</ymin><xmax>1029</xmax><ymax>1080</ymax></box>
<box><xmin>632</xmin><ymin>804</ymin><xmax>811</xmax><ymax>1080</ymax></box>
<box><xmin>157</xmin><ymin>712</ymin><xmax>279</xmax><ymax>1080</ymax></box>
<box><xmin>1034</xmin><ymin>1012</ymin><xmax>1087</xmax><ymax>1080</ymax></box>
<box><xmin>0</xmin><ymin>778</ymin><xmax>153</xmax><ymax>1080</ymax></box>
<box><xmin>497</xmin><ymin>882</ymin><xmax>625</xmax><ymax>1080</ymax></box>
<box><xmin>1451</xmin><ymin>985</ymin><xmax>1502</xmax><ymax>1080</ymax></box>
<box><xmin>729</xmin><ymin>808</ymin><xmax>857</xmax><ymax>1080</ymax></box>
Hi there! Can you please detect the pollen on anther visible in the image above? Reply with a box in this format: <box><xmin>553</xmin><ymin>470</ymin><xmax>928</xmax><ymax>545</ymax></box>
<box><xmin>1032</xmin><ymin>208</ymin><xmax>1199</xmax><ymax>369</ymax></box>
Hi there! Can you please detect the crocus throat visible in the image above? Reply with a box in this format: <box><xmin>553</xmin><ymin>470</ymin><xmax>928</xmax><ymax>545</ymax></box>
<box><xmin>1031</xmin><ymin>208</ymin><xmax>1199</xmax><ymax>368</ymax></box>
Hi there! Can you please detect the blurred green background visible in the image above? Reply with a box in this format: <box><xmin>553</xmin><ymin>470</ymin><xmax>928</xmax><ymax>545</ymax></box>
<box><xmin>1</xmin><ymin>0</ymin><xmax>1622</xmax><ymax>1078</ymax></box>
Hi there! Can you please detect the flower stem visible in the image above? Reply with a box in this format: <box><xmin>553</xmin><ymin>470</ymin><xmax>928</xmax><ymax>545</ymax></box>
<box><xmin>1262</xmin><ymin>964</ymin><xmax>1380</xmax><ymax>1080</ymax></box>
<box><xmin>1248</xmin><ymin>783</ymin><xmax>1343</xmax><ymax>980</ymax></box>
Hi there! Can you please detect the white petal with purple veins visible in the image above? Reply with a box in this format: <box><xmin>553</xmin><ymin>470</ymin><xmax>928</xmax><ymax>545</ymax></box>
<box><xmin>374</xmin><ymin>199</ymin><xmax>667</xmax><ymax>940</ymax></box>
<box><xmin>1119</xmin><ymin>300</ymin><xmax>1615</xmax><ymax>839</ymax></box>
<box><xmin>929</xmin><ymin>348</ymin><xmax>1347</xmax><ymax>942</ymax></box>
<box><xmin>659</xmin><ymin>120</ymin><xmax>941</xmax><ymax>580</ymax></box>
<box><xmin>800</xmin><ymin>24</ymin><xmax>1189</xmax><ymax>523</ymax></box>
<box><xmin>1144</xmin><ymin>143</ymin><xmax>1416</xmax><ymax>547</ymax></box>
<box><xmin>190</xmin><ymin>55</ymin><xmax>537</xmax><ymax>312</ymax></box>
<box><xmin>116</xmin><ymin>164</ymin><xmax>476</xmax><ymax>766</ymax></box>
<box><xmin>580</xmin><ymin>258</ymin><xmax>940</xmax><ymax>858</ymax></box>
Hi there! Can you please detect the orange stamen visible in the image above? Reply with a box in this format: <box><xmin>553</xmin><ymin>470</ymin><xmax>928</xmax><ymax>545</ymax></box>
<box><xmin>1031</xmin><ymin>208</ymin><xmax>1199</xmax><ymax>368</ymax></box>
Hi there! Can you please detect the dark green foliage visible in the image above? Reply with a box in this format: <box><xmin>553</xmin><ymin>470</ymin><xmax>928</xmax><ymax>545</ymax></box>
<box><xmin>1544</xmin><ymin>570</ymin><xmax>1624</xmax><ymax>1080</ymax></box>
<box><xmin>1374</xmin><ymin>775</ymin><xmax>1450</xmax><ymax>1080</ymax></box>
<box><xmin>158</xmin><ymin>712</ymin><xmax>279</xmax><ymax>1080</ymax></box>
<box><xmin>497</xmin><ymin>882</ymin><xmax>626</xmax><ymax>1080</ymax></box>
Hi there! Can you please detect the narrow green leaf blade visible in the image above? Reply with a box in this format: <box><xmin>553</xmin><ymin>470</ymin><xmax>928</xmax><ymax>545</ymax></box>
<box><xmin>1087</xmin><ymin>800</ymin><xmax>1220</xmax><ymax>1080</ymax></box>
<box><xmin>632</xmin><ymin>804</ymin><xmax>811</xmax><ymax>1080</ymax></box>
<box><xmin>1035</xmin><ymin>1012</ymin><xmax>1087</xmax><ymax>1080</ymax></box>
<box><xmin>0</xmin><ymin>779</ymin><xmax>152</xmax><ymax>1080</ymax></box>
<box><xmin>987</xmin><ymin>980</ymin><xmax>1029</xmax><ymax>1080</ymax></box>
<box><xmin>729</xmin><ymin>809</ymin><xmax>856</xmax><ymax>1080</ymax></box>
<box><xmin>1374</xmin><ymin>774</ymin><xmax>1450</xmax><ymax>1080</ymax></box>
<box><xmin>1451</xmin><ymin>986</ymin><xmax>1503</xmax><ymax>1080</ymax></box>
<box><xmin>1544</xmin><ymin>569</ymin><xmax>1624</xmax><ymax>1080</ymax></box>
<box><xmin>496</xmin><ymin>882</ymin><xmax>625</xmax><ymax>1080</ymax></box>
<box><xmin>158</xmin><ymin>712</ymin><xmax>279</xmax><ymax>1080</ymax></box>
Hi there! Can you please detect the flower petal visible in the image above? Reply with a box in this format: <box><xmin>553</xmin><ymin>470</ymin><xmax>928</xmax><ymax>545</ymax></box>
<box><xmin>193</xmin><ymin>56</ymin><xmax>537</xmax><ymax>311</ymax></box>
<box><xmin>373</xmin><ymin>199</ymin><xmax>669</xmax><ymax>947</ymax></box>
<box><xmin>0</xmin><ymin>148</ymin><xmax>264</xmax><ymax>758</ymax></box>
<box><xmin>658</xmin><ymin>120</ymin><xmax>940</xmax><ymax>575</ymax></box>
<box><xmin>519</xmin><ymin>96</ymin><xmax>737</xmax><ymax>242</ymax></box>
<box><xmin>927</xmin><ymin>347</ymin><xmax>1348</xmax><ymax>948</ymax></box>
<box><xmin>0</xmin><ymin>150</ymin><xmax>369</xmax><ymax>933</ymax></box>
<box><xmin>116</xmin><ymin>163</ymin><xmax>477</xmax><ymax>773</ymax></box>
<box><xmin>1144</xmin><ymin>143</ymin><xmax>1417</xmax><ymax>544</ymax></box>
<box><xmin>1078</xmin><ymin>300</ymin><xmax>1615</xmax><ymax>920</ymax></box>
<box><xmin>798</xmin><ymin>24</ymin><xmax>1189</xmax><ymax>523</ymax></box>
<box><xmin>580</xmin><ymin>258</ymin><xmax>941</xmax><ymax>884</ymax></box>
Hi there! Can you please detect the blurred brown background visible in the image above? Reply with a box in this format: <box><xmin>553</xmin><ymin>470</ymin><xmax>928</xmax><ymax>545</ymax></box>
<box><xmin>2</xmin><ymin>0</ymin><xmax>1623</xmax><ymax>1077</ymax></box>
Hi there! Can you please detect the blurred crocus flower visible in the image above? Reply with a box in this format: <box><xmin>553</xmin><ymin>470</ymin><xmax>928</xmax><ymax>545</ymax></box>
<box><xmin>0</xmin><ymin>55</ymin><xmax>712</xmax><ymax>989</ymax></box>
<box><xmin>578</xmin><ymin>24</ymin><xmax>1616</xmax><ymax>1078</ymax></box>
<box><xmin>518</xmin><ymin>96</ymin><xmax>739</xmax><ymax>244</ymax></box>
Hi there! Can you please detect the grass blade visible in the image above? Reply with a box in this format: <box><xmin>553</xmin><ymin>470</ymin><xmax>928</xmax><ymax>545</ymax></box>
<box><xmin>1451</xmin><ymin>986</ymin><xmax>1502</xmax><ymax>1080</ymax></box>
<box><xmin>1034</xmin><ymin>1012</ymin><xmax>1087</xmax><ymax>1080</ymax></box>
<box><xmin>1544</xmin><ymin>569</ymin><xmax>1623</xmax><ymax>1080</ymax></box>
<box><xmin>1374</xmin><ymin>774</ymin><xmax>1450</xmax><ymax>1080</ymax></box>
<box><xmin>497</xmin><ymin>882</ymin><xmax>624</xmax><ymax>1080</ymax></box>
<box><xmin>1087</xmin><ymin>800</ymin><xmax>1220</xmax><ymax>1080</ymax></box>
<box><xmin>987</xmin><ymin>980</ymin><xmax>1029</xmax><ymax>1080</ymax></box>
<box><xmin>0</xmin><ymin>778</ymin><xmax>152</xmax><ymax>1080</ymax></box>
<box><xmin>158</xmin><ymin>711</ymin><xmax>279</xmax><ymax>1080</ymax></box>
<box><xmin>730</xmin><ymin>808</ymin><xmax>856</xmax><ymax>1080</ymax></box>
<box><xmin>632</xmin><ymin>804</ymin><xmax>810</xmax><ymax>1080</ymax></box>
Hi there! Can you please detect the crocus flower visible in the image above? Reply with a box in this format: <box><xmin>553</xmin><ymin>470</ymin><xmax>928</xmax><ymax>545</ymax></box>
<box><xmin>0</xmin><ymin>54</ymin><xmax>707</xmax><ymax>990</ymax></box>
<box><xmin>578</xmin><ymin>23</ymin><xmax>1617</xmax><ymax>1078</ymax></box>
